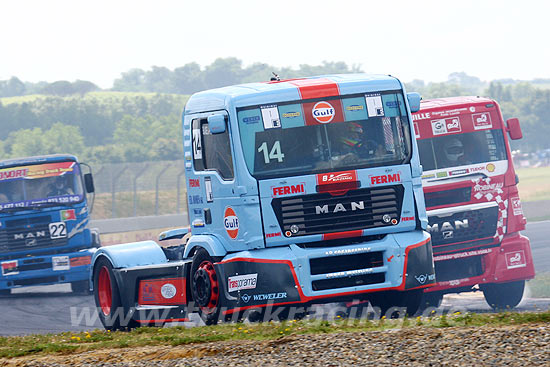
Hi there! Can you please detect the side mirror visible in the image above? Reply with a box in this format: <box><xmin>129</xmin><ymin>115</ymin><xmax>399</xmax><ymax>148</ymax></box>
<box><xmin>208</xmin><ymin>114</ymin><xmax>227</xmax><ymax>134</ymax></box>
<box><xmin>407</xmin><ymin>92</ymin><xmax>422</xmax><ymax>113</ymax></box>
<box><xmin>84</xmin><ymin>173</ymin><xmax>95</xmax><ymax>193</ymax></box>
<box><xmin>507</xmin><ymin>118</ymin><xmax>523</xmax><ymax>140</ymax></box>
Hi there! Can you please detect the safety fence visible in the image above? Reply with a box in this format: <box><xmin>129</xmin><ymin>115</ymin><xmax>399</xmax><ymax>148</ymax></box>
<box><xmin>89</xmin><ymin>160</ymin><xmax>188</xmax><ymax>219</ymax></box>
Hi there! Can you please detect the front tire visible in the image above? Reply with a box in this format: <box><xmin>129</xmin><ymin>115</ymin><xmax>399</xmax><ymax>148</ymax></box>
<box><xmin>190</xmin><ymin>248</ymin><xmax>221</xmax><ymax>325</ymax></box>
<box><xmin>71</xmin><ymin>280</ymin><xmax>91</xmax><ymax>295</ymax></box>
<box><xmin>482</xmin><ymin>280</ymin><xmax>525</xmax><ymax>311</ymax></box>
<box><xmin>93</xmin><ymin>257</ymin><xmax>127</xmax><ymax>330</ymax></box>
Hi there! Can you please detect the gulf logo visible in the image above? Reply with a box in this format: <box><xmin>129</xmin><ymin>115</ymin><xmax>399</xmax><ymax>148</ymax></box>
<box><xmin>224</xmin><ymin>207</ymin><xmax>239</xmax><ymax>239</ymax></box>
<box><xmin>312</xmin><ymin>101</ymin><xmax>335</xmax><ymax>123</ymax></box>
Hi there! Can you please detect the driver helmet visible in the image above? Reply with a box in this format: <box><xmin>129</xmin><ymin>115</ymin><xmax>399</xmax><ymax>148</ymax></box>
<box><xmin>341</xmin><ymin>122</ymin><xmax>363</xmax><ymax>147</ymax></box>
<box><xmin>444</xmin><ymin>138</ymin><xmax>465</xmax><ymax>162</ymax></box>
<box><xmin>55</xmin><ymin>175</ymin><xmax>67</xmax><ymax>189</ymax></box>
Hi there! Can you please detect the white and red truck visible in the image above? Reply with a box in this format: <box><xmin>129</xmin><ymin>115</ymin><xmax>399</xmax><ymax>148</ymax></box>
<box><xmin>413</xmin><ymin>96</ymin><xmax>535</xmax><ymax>310</ymax></box>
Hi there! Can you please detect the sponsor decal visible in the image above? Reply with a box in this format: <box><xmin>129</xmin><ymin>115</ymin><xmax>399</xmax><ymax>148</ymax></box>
<box><xmin>414</xmin><ymin>122</ymin><xmax>420</xmax><ymax>138</ymax></box>
<box><xmin>284</xmin><ymin>230</ymin><xmax>292</xmax><ymax>237</ymax></box>
<box><xmin>261</xmin><ymin>105</ymin><xmax>281</xmax><ymax>129</ymax></box>
<box><xmin>241</xmin><ymin>294</ymin><xmax>251</xmax><ymax>303</ymax></box>
<box><xmin>326</xmin><ymin>268</ymin><xmax>374</xmax><ymax>278</ymax></box>
<box><xmin>312</xmin><ymin>101</ymin><xmax>336</xmax><ymax>124</ymax></box>
<box><xmin>391</xmin><ymin>218</ymin><xmax>398</xmax><ymax>225</ymax></box>
<box><xmin>346</xmin><ymin>105</ymin><xmax>364</xmax><ymax>111</ymax></box>
<box><xmin>243</xmin><ymin>115</ymin><xmax>261</xmax><ymax>124</ymax></box>
<box><xmin>449</xmin><ymin>169</ymin><xmax>469</xmax><ymax>176</ymax></box>
<box><xmin>512</xmin><ymin>197</ymin><xmax>523</xmax><ymax>216</ymax></box>
<box><xmin>161</xmin><ymin>283</ymin><xmax>177</xmax><ymax>299</ymax></box>
<box><xmin>469</xmin><ymin>106</ymin><xmax>476</xmax><ymax>112</ymax></box>
<box><xmin>415</xmin><ymin>273</ymin><xmax>436</xmax><ymax>284</ymax></box>
<box><xmin>433</xmin><ymin>248</ymin><xmax>493</xmax><ymax>262</ymax></box>
<box><xmin>431</xmin><ymin>117</ymin><xmax>461</xmax><ymax>135</ymax></box>
<box><xmin>282</xmin><ymin>111</ymin><xmax>300</xmax><ymax>118</ymax></box>
<box><xmin>138</xmin><ymin>278</ymin><xmax>186</xmax><ymax>305</ymax></box>
<box><xmin>188</xmin><ymin>195</ymin><xmax>203</xmax><ymax>205</ymax></box>
<box><xmin>402</xmin><ymin>216</ymin><xmax>415</xmax><ymax>221</ymax></box>
<box><xmin>189</xmin><ymin>179</ymin><xmax>200</xmax><ymax>188</ymax></box>
<box><xmin>370</xmin><ymin>173</ymin><xmax>401</xmax><ymax>185</ymax></box>
<box><xmin>266</xmin><ymin>232</ymin><xmax>282</xmax><ymax>239</ymax></box>
<box><xmin>325</xmin><ymin>247</ymin><xmax>371</xmax><ymax>256</ymax></box>
<box><xmin>0</xmin><ymin>162</ymin><xmax>75</xmax><ymax>181</ymax></box>
<box><xmin>193</xmin><ymin>208</ymin><xmax>203</xmax><ymax>216</ymax></box>
<box><xmin>272</xmin><ymin>183</ymin><xmax>305</xmax><ymax>197</ymax></box>
<box><xmin>60</xmin><ymin>209</ymin><xmax>76</xmax><ymax>221</ymax></box>
<box><xmin>1</xmin><ymin>260</ymin><xmax>18</xmax><ymax>276</ymax></box>
<box><xmin>317</xmin><ymin>170</ymin><xmax>357</xmax><ymax>184</ymax></box>
<box><xmin>436</xmin><ymin>171</ymin><xmax>448</xmax><ymax>178</ymax></box>
<box><xmin>228</xmin><ymin>273</ymin><xmax>258</xmax><ymax>292</ymax></box>
<box><xmin>422</xmin><ymin>174</ymin><xmax>435</xmax><ymax>179</ymax></box>
<box><xmin>365</xmin><ymin>94</ymin><xmax>384</xmax><ymax>117</ymax></box>
<box><xmin>472</xmin><ymin>112</ymin><xmax>492</xmax><ymax>130</ymax></box>
<box><xmin>224</xmin><ymin>207</ymin><xmax>239</xmax><ymax>239</ymax></box>
<box><xmin>252</xmin><ymin>292</ymin><xmax>287</xmax><ymax>301</ymax></box>
<box><xmin>385</xmin><ymin>101</ymin><xmax>401</xmax><ymax>108</ymax></box>
<box><xmin>505</xmin><ymin>250</ymin><xmax>526</xmax><ymax>269</ymax></box>
<box><xmin>412</xmin><ymin>112</ymin><xmax>431</xmax><ymax>121</ymax></box>
<box><xmin>486</xmin><ymin>163</ymin><xmax>496</xmax><ymax>172</ymax></box>
<box><xmin>192</xmin><ymin>219</ymin><xmax>205</xmax><ymax>227</ymax></box>
<box><xmin>52</xmin><ymin>256</ymin><xmax>70</xmax><ymax>271</ymax></box>
<box><xmin>70</xmin><ymin>256</ymin><xmax>91</xmax><ymax>267</ymax></box>
<box><xmin>473</xmin><ymin>181</ymin><xmax>503</xmax><ymax>194</ymax></box>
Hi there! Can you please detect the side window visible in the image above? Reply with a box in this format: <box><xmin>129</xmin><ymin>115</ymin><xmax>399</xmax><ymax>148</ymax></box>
<box><xmin>192</xmin><ymin>117</ymin><xmax>234</xmax><ymax>180</ymax></box>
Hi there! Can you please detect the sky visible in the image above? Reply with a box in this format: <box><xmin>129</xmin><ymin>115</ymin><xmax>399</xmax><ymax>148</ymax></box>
<box><xmin>2</xmin><ymin>0</ymin><xmax>549</xmax><ymax>88</ymax></box>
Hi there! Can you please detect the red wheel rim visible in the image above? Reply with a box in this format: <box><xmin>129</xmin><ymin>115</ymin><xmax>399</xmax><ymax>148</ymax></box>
<box><xmin>98</xmin><ymin>266</ymin><xmax>112</xmax><ymax>316</ymax></box>
<box><xmin>196</xmin><ymin>261</ymin><xmax>219</xmax><ymax>314</ymax></box>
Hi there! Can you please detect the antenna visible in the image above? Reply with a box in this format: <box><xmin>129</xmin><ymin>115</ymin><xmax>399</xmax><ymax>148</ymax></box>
<box><xmin>270</xmin><ymin>72</ymin><xmax>280</xmax><ymax>82</ymax></box>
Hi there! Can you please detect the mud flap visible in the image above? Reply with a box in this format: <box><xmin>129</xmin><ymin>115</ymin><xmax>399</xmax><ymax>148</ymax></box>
<box><xmin>404</xmin><ymin>239</ymin><xmax>436</xmax><ymax>289</ymax></box>
<box><xmin>215</xmin><ymin>259</ymin><xmax>303</xmax><ymax>314</ymax></box>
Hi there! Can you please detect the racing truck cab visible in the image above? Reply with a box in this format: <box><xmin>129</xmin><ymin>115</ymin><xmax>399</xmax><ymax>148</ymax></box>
<box><xmin>413</xmin><ymin>96</ymin><xmax>535</xmax><ymax>310</ymax></box>
<box><xmin>91</xmin><ymin>74</ymin><xmax>435</xmax><ymax>328</ymax></box>
<box><xmin>0</xmin><ymin>154</ymin><xmax>98</xmax><ymax>294</ymax></box>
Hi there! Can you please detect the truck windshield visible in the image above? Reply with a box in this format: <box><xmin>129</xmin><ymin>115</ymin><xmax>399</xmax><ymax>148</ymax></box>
<box><xmin>417</xmin><ymin>129</ymin><xmax>508</xmax><ymax>171</ymax></box>
<box><xmin>0</xmin><ymin>161</ymin><xmax>84</xmax><ymax>210</ymax></box>
<box><xmin>237</xmin><ymin>91</ymin><xmax>412</xmax><ymax>179</ymax></box>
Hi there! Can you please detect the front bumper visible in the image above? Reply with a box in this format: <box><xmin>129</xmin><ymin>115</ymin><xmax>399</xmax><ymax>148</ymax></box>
<box><xmin>425</xmin><ymin>232</ymin><xmax>535</xmax><ymax>293</ymax></box>
<box><xmin>0</xmin><ymin>249</ymin><xmax>95</xmax><ymax>290</ymax></box>
<box><xmin>216</xmin><ymin>230</ymin><xmax>435</xmax><ymax>314</ymax></box>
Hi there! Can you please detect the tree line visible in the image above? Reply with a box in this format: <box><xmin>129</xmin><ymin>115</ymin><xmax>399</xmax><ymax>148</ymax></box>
<box><xmin>1</xmin><ymin>59</ymin><xmax>549</xmax><ymax>164</ymax></box>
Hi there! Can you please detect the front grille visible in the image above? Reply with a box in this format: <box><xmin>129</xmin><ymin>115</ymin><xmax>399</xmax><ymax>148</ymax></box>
<box><xmin>12</xmin><ymin>276</ymin><xmax>60</xmax><ymax>287</ymax></box>
<box><xmin>271</xmin><ymin>185</ymin><xmax>404</xmax><ymax>237</ymax></box>
<box><xmin>312</xmin><ymin>273</ymin><xmax>385</xmax><ymax>291</ymax></box>
<box><xmin>435</xmin><ymin>255</ymin><xmax>484</xmax><ymax>282</ymax></box>
<box><xmin>428</xmin><ymin>205</ymin><xmax>499</xmax><ymax>255</ymax></box>
<box><xmin>425</xmin><ymin>187</ymin><xmax>471</xmax><ymax>208</ymax></box>
<box><xmin>0</xmin><ymin>216</ymin><xmax>67</xmax><ymax>254</ymax></box>
<box><xmin>310</xmin><ymin>252</ymin><xmax>384</xmax><ymax>275</ymax></box>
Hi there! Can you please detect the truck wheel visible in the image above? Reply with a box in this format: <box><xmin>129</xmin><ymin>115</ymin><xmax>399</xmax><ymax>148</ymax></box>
<box><xmin>369</xmin><ymin>290</ymin><xmax>423</xmax><ymax>318</ymax></box>
<box><xmin>482</xmin><ymin>280</ymin><xmax>525</xmax><ymax>311</ymax></box>
<box><xmin>71</xmin><ymin>280</ymin><xmax>91</xmax><ymax>295</ymax></box>
<box><xmin>190</xmin><ymin>248</ymin><xmax>221</xmax><ymax>325</ymax></box>
<box><xmin>93</xmin><ymin>258</ymin><xmax>126</xmax><ymax>331</ymax></box>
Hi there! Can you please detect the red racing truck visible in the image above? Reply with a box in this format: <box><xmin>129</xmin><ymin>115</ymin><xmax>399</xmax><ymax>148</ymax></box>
<box><xmin>412</xmin><ymin>96</ymin><xmax>535</xmax><ymax>310</ymax></box>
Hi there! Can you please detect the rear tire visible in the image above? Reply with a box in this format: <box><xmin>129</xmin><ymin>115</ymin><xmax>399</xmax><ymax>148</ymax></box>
<box><xmin>190</xmin><ymin>248</ymin><xmax>221</xmax><ymax>325</ymax></box>
<box><xmin>482</xmin><ymin>280</ymin><xmax>525</xmax><ymax>311</ymax></box>
<box><xmin>93</xmin><ymin>257</ymin><xmax>127</xmax><ymax>330</ymax></box>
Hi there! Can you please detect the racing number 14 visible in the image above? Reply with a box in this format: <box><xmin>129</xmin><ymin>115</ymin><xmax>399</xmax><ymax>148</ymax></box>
<box><xmin>258</xmin><ymin>141</ymin><xmax>285</xmax><ymax>164</ymax></box>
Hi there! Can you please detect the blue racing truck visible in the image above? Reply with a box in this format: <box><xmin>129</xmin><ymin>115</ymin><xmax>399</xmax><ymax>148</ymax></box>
<box><xmin>91</xmin><ymin>74</ymin><xmax>435</xmax><ymax>329</ymax></box>
<box><xmin>0</xmin><ymin>154</ymin><xmax>98</xmax><ymax>295</ymax></box>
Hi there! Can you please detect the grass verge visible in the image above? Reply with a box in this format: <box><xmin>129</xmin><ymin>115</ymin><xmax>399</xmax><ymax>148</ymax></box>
<box><xmin>1</xmin><ymin>311</ymin><xmax>550</xmax><ymax>359</ymax></box>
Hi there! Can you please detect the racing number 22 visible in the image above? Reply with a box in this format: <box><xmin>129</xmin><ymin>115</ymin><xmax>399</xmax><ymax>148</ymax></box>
<box><xmin>258</xmin><ymin>141</ymin><xmax>285</xmax><ymax>164</ymax></box>
<box><xmin>49</xmin><ymin>222</ymin><xmax>67</xmax><ymax>239</ymax></box>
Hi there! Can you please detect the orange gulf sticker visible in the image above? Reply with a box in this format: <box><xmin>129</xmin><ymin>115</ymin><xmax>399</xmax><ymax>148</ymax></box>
<box><xmin>223</xmin><ymin>207</ymin><xmax>239</xmax><ymax>239</ymax></box>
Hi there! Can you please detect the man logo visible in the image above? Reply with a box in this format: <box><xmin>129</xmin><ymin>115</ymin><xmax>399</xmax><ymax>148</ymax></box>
<box><xmin>241</xmin><ymin>294</ymin><xmax>251</xmax><ymax>303</ymax></box>
<box><xmin>312</xmin><ymin>101</ymin><xmax>335</xmax><ymax>123</ymax></box>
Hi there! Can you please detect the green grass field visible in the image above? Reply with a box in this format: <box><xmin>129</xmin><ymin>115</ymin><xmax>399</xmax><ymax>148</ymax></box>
<box><xmin>517</xmin><ymin>166</ymin><xmax>550</xmax><ymax>202</ymax></box>
<box><xmin>0</xmin><ymin>311</ymin><xmax>549</xmax><ymax>359</ymax></box>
